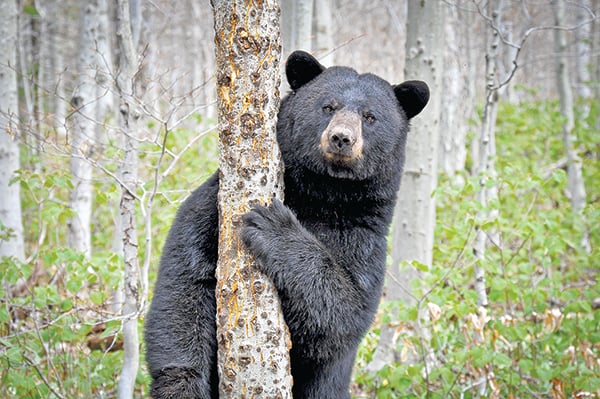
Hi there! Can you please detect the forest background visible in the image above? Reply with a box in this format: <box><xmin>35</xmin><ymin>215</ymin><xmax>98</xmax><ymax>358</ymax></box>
<box><xmin>0</xmin><ymin>0</ymin><xmax>599</xmax><ymax>398</ymax></box>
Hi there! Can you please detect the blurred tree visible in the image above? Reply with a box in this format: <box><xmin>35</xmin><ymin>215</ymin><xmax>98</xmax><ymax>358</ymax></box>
<box><xmin>313</xmin><ymin>0</ymin><xmax>335</xmax><ymax>65</ymax></box>
<box><xmin>68</xmin><ymin>0</ymin><xmax>112</xmax><ymax>258</ymax></box>
<box><xmin>553</xmin><ymin>0</ymin><xmax>589</xmax><ymax>251</ymax></box>
<box><xmin>438</xmin><ymin>3</ymin><xmax>473</xmax><ymax>176</ymax></box>
<box><xmin>282</xmin><ymin>0</ymin><xmax>313</xmax><ymax>55</ymax></box>
<box><xmin>473</xmin><ymin>0</ymin><xmax>505</xmax><ymax>313</ymax></box>
<box><xmin>211</xmin><ymin>0</ymin><xmax>293</xmax><ymax>397</ymax></box>
<box><xmin>115</xmin><ymin>0</ymin><xmax>142</xmax><ymax>398</ymax></box>
<box><xmin>368</xmin><ymin>0</ymin><xmax>444</xmax><ymax>373</ymax></box>
<box><xmin>0</xmin><ymin>0</ymin><xmax>24</xmax><ymax>262</ymax></box>
<box><xmin>575</xmin><ymin>0</ymin><xmax>593</xmax><ymax>99</ymax></box>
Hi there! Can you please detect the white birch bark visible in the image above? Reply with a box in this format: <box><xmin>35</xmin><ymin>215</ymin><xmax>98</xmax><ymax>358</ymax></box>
<box><xmin>553</xmin><ymin>0</ymin><xmax>589</xmax><ymax>252</ymax></box>
<box><xmin>52</xmin><ymin>2</ymin><xmax>69</xmax><ymax>138</ymax></box>
<box><xmin>68</xmin><ymin>0</ymin><xmax>106</xmax><ymax>258</ymax></box>
<box><xmin>368</xmin><ymin>0</ymin><xmax>443</xmax><ymax>373</ymax></box>
<box><xmin>397</xmin><ymin>0</ymin><xmax>442</xmax><ymax>281</ymax></box>
<box><xmin>438</xmin><ymin>3</ymin><xmax>468</xmax><ymax>176</ymax></box>
<box><xmin>313</xmin><ymin>0</ymin><xmax>335</xmax><ymax>65</ymax></box>
<box><xmin>281</xmin><ymin>0</ymin><xmax>314</xmax><ymax>55</ymax></box>
<box><xmin>116</xmin><ymin>0</ymin><xmax>142</xmax><ymax>398</ymax></box>
<box><xmin>473</xmin><ymin>0</ymin><xmax>505</xmax><ymax>311</ymax></box>
<box><xmin>575</xmin><ymin>0</ymin><xmax>593</xmax><ymax>99</ymax></box>
<box><xmin>0</xmin><ymin>0</ymin><xmax>25</xmax><ymax>262</ymax></box>
<box><xmin>595</xmin><ymin>0</ymin><xmax>600</xmax><ymax>101</ymax></box>
<box><xmin>95</xmin><ymin>0</ymin><xmax>114</xmax><ymax>126</ymax></box>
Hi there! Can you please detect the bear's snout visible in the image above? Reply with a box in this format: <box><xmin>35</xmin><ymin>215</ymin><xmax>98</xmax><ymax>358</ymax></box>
<box><xmin>320</xmin><ymin>109</ymin><xmax>363</xmax><ymax>161</ymax></box>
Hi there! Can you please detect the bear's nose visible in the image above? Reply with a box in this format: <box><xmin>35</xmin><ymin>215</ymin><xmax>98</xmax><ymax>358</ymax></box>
<box><xmin>329</xmin><ymin>129</ymin><xmax>356</xmax><ymax>151</ymax></box>
<box><xmin>320</xmin><ymin>109</ymin><xmax>364</xmax><ymax>160</ymax></box>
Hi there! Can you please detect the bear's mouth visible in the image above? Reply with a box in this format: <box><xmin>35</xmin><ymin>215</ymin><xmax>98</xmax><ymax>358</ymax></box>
<box><xmin>320</xmin><ymin>154</ymin><xmax>364</xmax><ymax>180</ymax></box>
<box><xmin>323</xmin><ymin>151</ymin><xmax>359</xmax><ymax>164</ymax></box>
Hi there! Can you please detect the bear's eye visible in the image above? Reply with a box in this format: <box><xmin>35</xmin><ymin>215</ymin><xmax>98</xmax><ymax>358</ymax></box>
<box><xmin>363</xmin><ymin>112</ymin><xmax>376</xmax><ymax>124</ymax></box>
<box><xmin>322</xmin><ymin>104</ymin><xmax>335</xmax><ymax>114</ymax></box>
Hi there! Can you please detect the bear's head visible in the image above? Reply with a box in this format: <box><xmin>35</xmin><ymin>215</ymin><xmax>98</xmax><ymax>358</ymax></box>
<box><xmin>277</xmin><ymin>50</ymin><xmax>429</xmax><ymax>183</ymax></box>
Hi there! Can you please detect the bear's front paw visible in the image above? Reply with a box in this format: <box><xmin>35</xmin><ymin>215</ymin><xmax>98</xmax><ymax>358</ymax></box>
<box><xmin>240</xmin><ymin>199</ymin><xmax>301</xmax><ymax>267</ymax></box>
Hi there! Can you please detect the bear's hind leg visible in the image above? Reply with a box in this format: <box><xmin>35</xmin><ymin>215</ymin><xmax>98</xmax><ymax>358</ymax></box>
<box><xmin>150</xmin><ymin>366</ymin><xmax>216</xmax><ymax>399</ymax></box>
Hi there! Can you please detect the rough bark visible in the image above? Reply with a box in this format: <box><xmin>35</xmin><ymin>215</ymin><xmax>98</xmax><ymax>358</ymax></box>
<box><xmin>211</xmin><ymin>1</ymin><xmax>293</xmax><ymax>397</ymax></box>
<box><xmin>0</xmin><ymin>0</ymin><xmax>25</xmax><ymax>262</ymax></box>
<box><xmin>116</xmin><ymin>0</ymin><xmax>142</xmax><ymax>398</ymax></box>
<box><xmin>368</xmin><ymin>0</ymin><xmax>443</xmax><ymax>373</ymax></box>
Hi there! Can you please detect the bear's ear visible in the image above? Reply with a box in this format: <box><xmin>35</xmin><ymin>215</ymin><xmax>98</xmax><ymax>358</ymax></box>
<box><xmin>393</xmin><ymin>80</ymin><xmax>430</xmax><ymax>119</ymax></box>
<box><xmin>286</xmin><ymin>50</ymin><xmax>326</xmax><ymax>91</ymax></box>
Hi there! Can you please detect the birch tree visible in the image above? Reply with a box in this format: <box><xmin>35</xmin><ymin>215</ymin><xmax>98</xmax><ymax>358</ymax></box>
<box><xmin>553</xmin><ymin>0</ymin><xmax>589</xmax><ymax>251</ymax></box>
<box><xmin>472</xmin><ymin>0</ymin><xmax>505</xmax><ymax>311</ymax></box>
<box><xmin>68</xmin><ymin>0</ymin><xmax>106</xmax><ymax>258</ymax></box>
<box><xmin>438</xmin><ymin>3</ymin><xmax>469</xmax><ymax>177</ymax></box>
<box><xmin>115</xmin><ymin>0</ymin><xmax>142</xmax><ymax>397</ymax></box>
<box><xmin>368</xmin><ymin>0</ymin><xmax>443</xmax><ymax>373</ymax></box>
<box><xmin>281</xmin><ymin>0</ymin><xmax>313</xmax><ymax>55</ymax></box>
<box><xmin>211</xmin><ymin>0</ymin><xmax>293</xmax><ymax>396</ymax></box>
<box><xmin>575</xmin><ymin>0</ymin><xmax>593</xmax><ymax>99</ymax></box>
<box><xmin>313</xmin><ymin>0</ymin><xmax>335</xmax><ymax>65</ymax></box>
<box><xmin>0</xmin><ymin>0</ymin><xmax>25</xmax><ymax>262</ymax></box>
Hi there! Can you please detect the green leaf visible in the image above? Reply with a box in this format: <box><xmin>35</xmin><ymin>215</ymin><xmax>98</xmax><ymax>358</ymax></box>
<box><xmin>23</xmin><ymin>4</ymin><xmax>40</xmax><ymax>16</ymax></box>
<box><xmin>564</xmin><ymin>300</ymin><xmax>592</xmax><ymax>313</ymax></box>
<box><xmin>60</xmin><ymin>298</ymin><xmax>73</xmax><ymax>311</ymax></box>
<box><xmin>67</xmin><ymin>279</ymin><xmax>81</xmax><ymax>294</ymax></box>
<box><xmin>518</xmin><ymin>358</ymin><xmax>533</xmax><ymax>374</ymax></box>
<box><xmin>90</xmin><ymin>291</ymin><xmax>106</xmax><ymax>305</ymax></box>
<box><xmin>493</xmin><ymin>351</ymin><xmax>512</xmax><ymax>368</ymax></box>
<box><xmin>0</xmin><ymin>308</ymin><xmax>10</xmax><ymax>323</ymax></box>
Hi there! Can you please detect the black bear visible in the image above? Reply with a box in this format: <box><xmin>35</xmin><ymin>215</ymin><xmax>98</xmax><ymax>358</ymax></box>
<box><xmin>145</xmin><ymin>51</ymin><xmax>429</xmax><ymax>399</ymax></box>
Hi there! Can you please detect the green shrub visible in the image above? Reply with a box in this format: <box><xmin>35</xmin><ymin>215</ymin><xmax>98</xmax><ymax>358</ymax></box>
<box><xmin>354</xmin><ymin>99</ymin><xmax>600</xmax><ymax>398</ymax></box>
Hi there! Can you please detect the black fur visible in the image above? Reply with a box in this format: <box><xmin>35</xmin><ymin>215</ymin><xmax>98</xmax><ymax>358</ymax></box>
<box><xmin>145</xmin><ymin>51</ymin><xmax>429</xmax><ymax>399</ymax></box>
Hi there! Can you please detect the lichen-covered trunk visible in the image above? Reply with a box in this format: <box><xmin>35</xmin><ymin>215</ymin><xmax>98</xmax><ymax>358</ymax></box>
<box><xmin>211</xmin><ymin>1</ymin><xmax>293</xmax><ymax>397</ymax></box>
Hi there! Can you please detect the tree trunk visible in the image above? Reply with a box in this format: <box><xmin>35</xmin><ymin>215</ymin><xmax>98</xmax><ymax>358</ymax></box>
<box><xmin>52</xmin><ymin>1</ymin><xmax>69</xmax><ymax>138</ymax></box>
<box><xmin>553</xmin><ymin>0</ymin><xmax>589</xmax><ymax>251</ymax></box>
<box><xmin>575</xmin><ymin>0</ymin><xmax>592</xmax><ymax>100</ymax></box>
<box><xmin>95</xmin><ymin>0</ymin><xmax>114</xmax><ymax>127</ymax></box>
<box><xmin>438</xmin><ymin>3</ymin><xmax>468</xmax><ymax>177</ymax></box>
<box><xmin>116</xmin><ymin>0</ymin><xmax>142</xmax><ymax>398</ymax></box>
<box><xmin>397</xmin><ymin>0</ymin><xmax>443</xmax><ymax>278</ymax></box>
<box><xmin>68</xmin><ymin>0</ymin><xmax>106</xmax><ymax>259</ymax></box>
<box><xmin>211</xmin><ymin>1</ymin><xmax>293</xmax><ymax>397</ymax></box>
<box><xmin>313</xmin><ymin>0</ymin><xmax>335</xmax><ymax>65</ymax></box>
<box><xmin>0</xmin><ymin>0</ymin><xmax>25</xmax><ymax>262</ymax></box>
<box><xmin>368</xmin><ymin>0</ymin><xmax>443</xmax><ymax>374</ymax></box>
<box><xmin>473</xmin><ymin>0</ymin><xmax>506</xmax><ymax>312</ymax></box>
<box><xmin>281</xmin><ymin>0</ymin><xmax>313</xmax><ymax>55</ymax></box>
<box><xmin>595</xmin><ymin>0</ymin><xmax>600</xmax><ymax>101</ymax></box>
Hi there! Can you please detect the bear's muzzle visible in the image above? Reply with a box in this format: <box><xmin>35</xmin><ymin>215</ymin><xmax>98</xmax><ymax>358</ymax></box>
<box><xmin>320</xmin><ymin>109</ymin><xmax>364</xmax><ymax>162</ymax></box>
